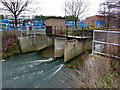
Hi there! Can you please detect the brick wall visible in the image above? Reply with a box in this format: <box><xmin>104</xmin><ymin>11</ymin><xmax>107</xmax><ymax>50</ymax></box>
<box><xmin>86</xmin><ymin>15</ymin><xmax>118</xmax><ymax>27</ymax></box>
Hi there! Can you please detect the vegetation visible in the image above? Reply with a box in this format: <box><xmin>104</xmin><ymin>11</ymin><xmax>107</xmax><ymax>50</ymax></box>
<box><xmin>67</xmin><ymin>53</ymin><xmax>119</xmax><ymax>88</ymax></box>
<box><xmin>34</xmin><ymin>15</ymin><xmax>45</xmax><ymax>21</ymax></box>
<box><xmin>98</xmin><ymin>0</ymin><xmax>120</xmax><ymax>28</ymax></box>
<box><xmin>82</xmin><ymin>60</ymin><xmax>119</xmax><ymax>88</ymax></box>
<box><xmin>0</xmin><ymin>0</ymin><xmax>31</xmax><ymax>26</ymax></box>
<box><xmin>65</xmin><ymin>16</ymin><xmax>75</xmax><ymax>21</ymax></box>
<box><xmin>33</xmin><ymin>15</ymin><xmax>77</xmax><ymax>21</ymax></box>
<box><xmin>0</xmin><ymin>15</ymin><xmax>4</xmax><ymax>19</ymax></box>
<box><xmin>2</xmin><ymin>30</ymin><xmax>21</xmax><ymax>58</ymax></box>
<box><xmin>65</xmin><ymin>0</ymin><xmax>89</xmax><ymax>28</ymax></box>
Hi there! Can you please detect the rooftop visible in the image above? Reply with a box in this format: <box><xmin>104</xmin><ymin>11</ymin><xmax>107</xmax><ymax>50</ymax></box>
<box><xmin>45</xmin><ymin>16</ymin><xmax>66</xmax><ymax>19</ymax></box>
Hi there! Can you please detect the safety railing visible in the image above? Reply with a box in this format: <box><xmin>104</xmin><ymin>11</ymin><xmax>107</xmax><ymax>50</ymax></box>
<box><xmin>1</xmin><ymin>26</ymin><xmax>46</xmax><ymax>37</ymax></box>
<box><xmin>46</xmin><ymin>26</ymin><xmax>93</xmax><ymax>38</ymax></box>
<box><xmin>92</xmin><ymin>29</ymin><xmax>120</xmax><ymax>59</ymax></box>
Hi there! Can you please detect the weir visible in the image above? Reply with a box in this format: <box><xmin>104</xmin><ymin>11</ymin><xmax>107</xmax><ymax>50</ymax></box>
<box><xmin>54</xmin><ymin>37</ymin><xmax>67</xmax><ymax>58</ymax></box>
<box><xmin>17</xmin><ymin>35</ymin><xmax>54</xmax><ymax>53</ymax></box>
<box><xmin>17</xmin><ymin>31</ymin><xmax>92</xmax><ymax>62</ymax></box>
<box><xmin>53</xmin><ymin>37</ymin><xmax>92</xmax><ymax>62</ymax></box>
<box><xmin>64</xmin><ymin>39</ymin><xmax>92</xmax><ymax>62</ymax></box>
<box><xmin>15</xmin><ymin>17</ymin><xmax>93</xmax><ymax>62</ymax></box>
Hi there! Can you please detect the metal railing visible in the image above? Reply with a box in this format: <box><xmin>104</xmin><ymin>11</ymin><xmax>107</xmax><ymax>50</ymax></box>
<box><xmin>1</xmin><ymin>26</ymin><xmax>46</xmax><ymax>37</ymax></box>
<box><xmin>92</xmin><ymin>29</ymin><xmax>120</xmax><ymax>59</ymax></box>
<box><xmin>46</xmin><ymin>26</ymin><xmax>93</xmax><ymax>38</ymax></box>
<box><xmin>1</xmin><ymin>25</ymin><xmax>93</xmax><ymax>39</ymax></box>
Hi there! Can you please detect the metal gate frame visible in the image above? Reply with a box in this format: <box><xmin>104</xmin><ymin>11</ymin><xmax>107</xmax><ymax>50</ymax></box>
<box><xmin>92</xmin><ymin>29</ymin><xmax>120</xmax><ymax>59</ymax></box>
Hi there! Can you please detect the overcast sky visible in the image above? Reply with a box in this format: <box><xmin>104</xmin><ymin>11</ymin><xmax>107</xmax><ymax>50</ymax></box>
<box><xmin>0</xmin><ymin>0</ymin><xmax>105</xmax><ymax>18</ymax></box>
<box><xmin>32</xmin><ymin>0</ymin><xmax>104</xmax><ymax>17</ymax></box>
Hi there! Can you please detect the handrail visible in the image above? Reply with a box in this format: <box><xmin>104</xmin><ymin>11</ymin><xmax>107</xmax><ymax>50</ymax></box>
<box><xmin>92</xmin><ymin>29</ymin><xmax>120</xmax><ymax>59</ymax></box>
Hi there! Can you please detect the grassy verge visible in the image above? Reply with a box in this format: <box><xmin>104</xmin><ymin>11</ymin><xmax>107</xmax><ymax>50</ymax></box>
<box><xmin>81</xmin><ymin>59</ymin><xmax>119</xmax><ymax>88</ymax></box>
<box><xmin>66</xmin><ymin>54</ymin><xmax>119</xmax><ymax>88</ymax></box>
<box><xmin>2</xmin><ymin>30</ymin><xmax>21</xmax><ymax>59</ymax></box>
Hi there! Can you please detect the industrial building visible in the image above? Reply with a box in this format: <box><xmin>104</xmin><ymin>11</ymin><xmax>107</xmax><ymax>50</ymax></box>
<box><xmin>86</xmin><ymin>15</ymin><xmax>105</xmax><ymax>27</ymax></box>
<box><xmin>86</xmin><ymin>15</ymin><xmax>118</xmax><ymax>28</ymax></box>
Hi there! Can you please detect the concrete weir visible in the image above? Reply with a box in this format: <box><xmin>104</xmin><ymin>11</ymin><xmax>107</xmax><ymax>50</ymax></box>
<box><xmin>64</xmin><ymin>39</ymin><xmax>92</xmax><ymax>62</ymax></box>
<box><xmin>17</xmin><ymin>35</ymin><xmax>92</xmax><ymax>62</ymax></box>
<box><xmin>54</xmin><ymin>37</ymin><xmax>92</xmax><ymax>62</ymax></box>
<box><xmin>17</xmin><ymin>35</ymin><xmax>54</xmax><ymax>53</ymax></box>
<box><xmin>54</xmin><ymin>37</ymin><xmax>67</xmax><ymax>57</ymax></box>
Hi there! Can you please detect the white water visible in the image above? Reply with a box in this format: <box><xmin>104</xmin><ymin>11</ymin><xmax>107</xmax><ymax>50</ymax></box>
<box><xmin>28</xmin><ymin>58</ymin><xmax>54</xmax><ymax>64</ymax></box>
<box><xmin>2</xmin><ymin>51</ymin><xmax>82</xmax><ymax>88</ymax></box>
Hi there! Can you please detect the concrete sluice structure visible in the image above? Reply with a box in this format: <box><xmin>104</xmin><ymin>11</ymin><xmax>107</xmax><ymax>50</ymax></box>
<box><xmin>17</xmin><ymin>17</ymin><xmax>92</xmax><ymax>62</ymax></box>
<box><xmin>64</xmin><ymin>39</ymin><xmax>92</xmax><ymax>62</ymax></box>
<box><xmin>18</xmin><ymin>34</ymin><xmax>92</xmax><ymax>62</ymax></box>
<box><xmin>17</xmin><ymin>35</ymin><xmax>54</xmax><ymax>53</ymax></box>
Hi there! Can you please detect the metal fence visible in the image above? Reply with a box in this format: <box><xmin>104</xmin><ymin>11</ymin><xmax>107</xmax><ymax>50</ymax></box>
<box><xmin>46</xmin><ymin>26</ymin><xmax>93</xmax><ymax>38</ymax></box>
<box><xmin>15</xmin><ymin>26</ymin><xmax>46</xmax><ymax>37</ymax></box>
<box><xmin>1</xmin><ymin>26</ymin><xmax>46</xmax><ymax>37</ymax></box>
<box><xmin>92</xmin><ymin>29</ymin><xmax>120</xmax><ymax>59</ymax></box>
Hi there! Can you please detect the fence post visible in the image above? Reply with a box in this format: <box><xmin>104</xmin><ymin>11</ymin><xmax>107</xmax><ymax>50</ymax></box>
<box><xmin>107</xmin><ymin>30</ymin><xmax>110</xmax><ymax>43</ymax></box>
<box><xmin>92</xmin><ymin>30</ymin><xmax>95</xmax><ymax>54</ymax></box>
<box><xmin>66</xmin><ymin>28</ymin><xmax>68</xmax><ymax>37</ymax></box>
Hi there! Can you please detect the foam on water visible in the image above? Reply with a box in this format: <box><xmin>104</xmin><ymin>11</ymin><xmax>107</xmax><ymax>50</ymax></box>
<box><xmin>46</xmin><ymin>64</ymin><xmax>64</xmax><ymax>79</ymax></box>
<box><xmin>1</xmin><ymin>60</ymin><xmax>6</xmax><ymax>62</ymax></box>
<box><xmin>53</xmin><ymin>64</ymin><xmax>64</xmax><ymax>75</ymax></box>
<box><xmin>28</xmin><ymin>58</ymin><xmax>54</xmax><ymax>64</ymax></box>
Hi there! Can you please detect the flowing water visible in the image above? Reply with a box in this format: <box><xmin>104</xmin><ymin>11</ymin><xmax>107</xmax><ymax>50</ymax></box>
<box><xmin>2</xmin><ymin>46</ymin><xmax>90</xmax><ymax>88</ymax></box>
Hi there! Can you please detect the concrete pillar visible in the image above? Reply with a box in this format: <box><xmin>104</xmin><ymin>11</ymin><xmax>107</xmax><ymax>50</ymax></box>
<box><xmin>64</xmin><ymin>39</ymin><xmax>92</xmax><ymax>62</ymax></box>
<box><xmin>54</xmin><ymin>37</ymin><xmax>66</xmax><ymax>57</ymax></box>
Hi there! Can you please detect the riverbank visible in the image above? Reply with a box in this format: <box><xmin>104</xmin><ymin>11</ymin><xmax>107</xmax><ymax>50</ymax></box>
<box><xmin>1</xmin><ymin>30</ymin><xmax>21</xmax><ymax>59</ymax></box>
<box><xmin>1</xmin><ymin>30</ymin><xmax>53</xmax><ymax>59</ymax></box>
<box><xmin>1</xmin><ymin>30</ymin><xmax>119</xmax><ymax>88</ymax></box>
<box><xmin>2</xmin><ymin>35</ymin><xmax>119</xmax><ymax>88</ymax></box>
<box><xmin>70</xmin><ymin>54</ymin><xmax>119</xmax><ymax>88</ymax></box>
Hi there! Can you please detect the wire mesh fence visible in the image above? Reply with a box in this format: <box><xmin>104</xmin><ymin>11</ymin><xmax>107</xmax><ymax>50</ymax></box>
<box><xmin>92</xmin><ymin>29</ymin><xmax>120</xmax><ymax>59</ymax></box>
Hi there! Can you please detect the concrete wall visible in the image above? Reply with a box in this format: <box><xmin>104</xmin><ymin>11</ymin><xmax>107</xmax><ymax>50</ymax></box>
<box><xmin>18</xmin><ymin>35</ymin><xmax>53</xmax><ymax>53</ymax></box>
<box><xmin>54</xmin><ymin>38</ymin><xmax>66</xmax><ymax>57</ymax></box>
<box><xmin>64</xmin><ymin>39</ymin><xmax>92</xmax><ymax>62</ymax></box>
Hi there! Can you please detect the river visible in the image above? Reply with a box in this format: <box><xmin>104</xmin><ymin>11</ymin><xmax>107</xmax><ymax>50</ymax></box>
<box><xmin>2</xmin><ymin>46</ymin><xmax>91</xmax><ymax>88</ymax></box>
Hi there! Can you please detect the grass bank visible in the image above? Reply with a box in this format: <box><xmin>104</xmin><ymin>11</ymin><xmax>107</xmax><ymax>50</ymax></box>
<box><xmin>67</xmin><ymin>54</ymin><xmax>119</xmax><ymax>88</ymax></box>
<box><xmin>1</xmin><ymin>30</ymin><xmax>21</xmax><ymax>59</ymax></box>
<box><xmin>81</xmin><ymin>59</ymin><xmax>119</xmax><ymax>88</ymax></box>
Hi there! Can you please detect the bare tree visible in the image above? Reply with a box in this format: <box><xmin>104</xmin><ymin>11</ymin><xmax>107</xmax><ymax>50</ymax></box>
<box><xmin>65</xmin><ymin>0</ymin><xmax>89</xmax><ymax>28</ymax></box>
<box><xmin>99</xmin><ymin>0</ymin><xmax>120</xmax><ymax>28</ymax></box>
<box><xmin>0</xmin><ymin>0</ymin><xmax>31</xmax><ymax>26</ymax></box>
<box><xmin>114</xmin><ymin>1</ymin><xmax>120</xmax><ymax>28</ymax></box>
